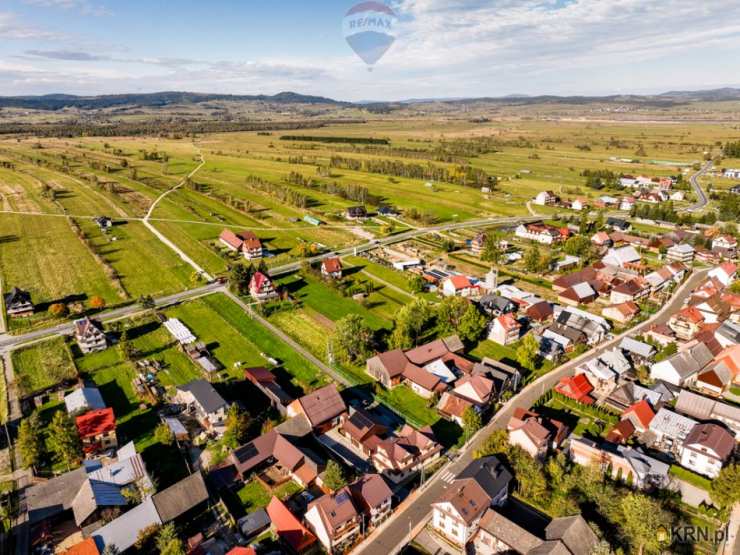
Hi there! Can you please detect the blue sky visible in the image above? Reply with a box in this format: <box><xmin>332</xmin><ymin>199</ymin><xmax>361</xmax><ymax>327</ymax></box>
<box><xmin>1</xmin><ymin>0</ymin><xmax>740</xmax><ymax>101</ymax></box>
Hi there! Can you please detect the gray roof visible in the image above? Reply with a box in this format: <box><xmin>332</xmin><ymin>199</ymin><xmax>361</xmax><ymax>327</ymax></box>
<box><xmin>676</xmin><ymin>390</ymin><xmax>740</xmax><ymax>424</ymax></box>
<box><xmin>151</xmin><ymin>472</ymin><xmax>209</xmax><ymax>522</ymax></box>
<box><xmin>93</xmin><ymin>497</ymin><xmax>162</xmax><ymax>553</ymax></box>
<box><xmin>544</xmin><ymin>515</ymin><xmax>599</xmax><ymax>555</ymax></box>
<box><xmin>457</xmin><ymin>456</ymin><xmax>512</xmax><ymax>498</ymax></box>
<box><xmin>238</xmin><ymin>508</ymin><xmax>271</xmax><ymax>538</ymax></box>
<box><xmin>649</xmin><ymin>408</ymin><xmax>697</xmax><ymax>440</ymax></box>
<box><xmin>477</xmin><ymin>508</ymin><xmax>543</xmax><ymax>553</ymax></box>
<box><xmin>27</xmin><ymin>465</ymin><xmax>90</xmax><ymax>524</ymax></box>
<box><xmin>619</xmin><ymin>337</ymin><xmax>656</xmax><ymax>359</ymax></box>
<box><xmin>65</xmin><ymin>387</ymin><xmax>106</xmax><ymax>414</ymax></box>
<box><xmin>716</xmin><ymin>320</ymin><xmax>740</xmax><ymax>344</ymax></box>
<box><xmin>651</xmin><ymin>342</ymin><xmax>713</xmax><ymax>381</ymax></box>
<box><xmin>72</xmin><ymin>478</ymin><xmax>127</xmax><ymax>526</ymax></box>
<box><xmin>619</xmin><ymin>446</ymin><xmax>670</xmax><ymax>480</ymax></box>
<box><xmin>178</xmin><ymin>379</ymin><xmax>228</xmax><ymax>414</ymax></box>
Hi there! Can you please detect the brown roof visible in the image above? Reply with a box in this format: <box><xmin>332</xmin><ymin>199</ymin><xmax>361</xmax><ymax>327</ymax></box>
<box><xmin>349</xmin><ymin>474</ymin><xmax>392</xmax><ymax>511</ymax></box>
<box><xmin>372</xmin><ymin>349</ymin><xmax>411</xmax><ymax>379</ymax></box>
<box><xmin>341</xmin><ymin>409</ymin><xmax>386</xmax><ymax>443</ymax></box>
<box><xmin>402</xmin><ymin>364</ymin><xmax>444</xmax><ymax>392</ymax></box>
<box><xmin>405</xmin><ymin>339</ymin><xmax>450</xmax><ymax>365</ymax></box>
<box><xmin>308</xmin><ymin>487</ymin><xmax>358</xmax><ymax>537</ymax></box>
<box><xmin>237</xmin><ymin>230</ymin><xmax>262</xmax><ymax>250</ymax></box>
<box><xmin>684</xmin><ymin>423</ymin><xmax>734</xmax><ymax>460</ymax></box>
<box><xmin>244</xmin><ymin>367</ymin><xmax>276</xmax><ymax>384</ymax></box>
<box><xmin>526</xmin><ymin>301</ymin><xmax>553</xmax><ymax>322</ymax></box>
<box><xmin>322</xmin><ymin>257</ymin><xmax>342</xmax><ymax>273</ymax></box>
<box><xmin>552</xmin><ymin>267</ymin><xmax>598</xmax><ymax>290</ymax></box>
<box><xmin>436</xmin><ymin>479</ymin><xmax>490</xmax><ymax>524</ymax></box>
<box><xmin>606</xmin><ymin>419</ymin><xmax>635</xmax><ymax>444</ymax></box>
<box><xmin>220</xmin><ymin>229</ymin><xmax>243</xmax><ymax>250</ymax></box>
<box><xmin>437</xmin><ymin>392</ymin><xmax>474</xmax><ymax>418</ymax></box>
<box><xmin>152</xmin><ymin>472</ymin><xmax>209</xmax><ymax>522</ymax></box>
<box><xmin>294</xmin><ymin>384</ymin><xmax>346</xmax><ymax>427</ymax></box>
<box><xmin>231</xmin><ymin>430</ymin><xmax>306</xmax><ymax>476</ymax></box>
<box><xmin>454</xmin><ymin>374</ymin><xmax>494</xmax><ymax>403</ymax></box>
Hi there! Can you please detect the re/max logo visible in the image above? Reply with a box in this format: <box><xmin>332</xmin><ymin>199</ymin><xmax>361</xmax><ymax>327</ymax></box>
<box><xmin>348</xmin><ymin>17</ymin><xmax>392</xmax><ymax>30</ymax></box>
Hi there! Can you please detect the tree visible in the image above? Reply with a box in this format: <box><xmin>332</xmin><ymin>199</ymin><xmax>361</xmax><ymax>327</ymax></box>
<box><xmin>710</xmin><ymin>463</ymin><xmax>740</xmax><ymax>508</ymax></box>
<box><xmin>462</xmin><ymin>407</ymin><xmax>482</xmax><ymax>442</ymax></box>
<box><xmin>323</xmin><ymin>460</ymin><xmax>347</xmax><ymax>491</ymax></box>
<box><xmin>563</xmin><ymin>235</ymin><xmax>593</xmax><ymax>258</ymax></box>
<box><xmin>619</xmin><ymin>492</ymin><xmax>671</xmax><ymax>554</ymax></box>
<box><xmin>154</xmin><ymin>422</ymin><xmax>174</xmax><ymax>446</ymax></box>
<box><xmin>138</xmin><ymin>295</ymin><xmax>155</xmax><ymax>310</ymax></box>
<box><xmin>89</xmin><ymin>296</ymin><xmax>106</xmax><ymax>310</ymax></box>
<box><xmin>481</xmin><ymin>232</ymin><xmax>503</xmax><ymax>264</ymax></box>
<box><xmin>408</xmin><ymin>274</ymin><xmax>425</xmax><ymax>293</ymax></box>
<box><xmin>474</xmin><ymin>429</ymin><xmax>509</xmax><ymax>459</ymax></box>
<box><xmin>230</xmin><ymin>263</ymin><xmax>254</xmax><ymax>296</ymax></box>
<box><xmin>332</xmin><ymin>314</ymin><xmax>374</xmax><ymax>364</ymax></box>
<box><xmin>49</xmin><ymin>303</ymin><xmax>68</xmax><ymax>317</ymax></box>
<box><xmin>523</xmin><ymin>245</ymin><xmax>541</xmax><ymax>273</ymax></box>
<box><xmin>436</xmin><ymin>296</ymin><xmax>470</xmax><ymax>335</ymax></box>
<box><xmin>458</xmin><ymin>303</ymin><xmax>488</xmax><ymax>343</ymax></box>
<box><xmin>47</xmin><ymin>410</ymin><xmax>81</xmax><ymax>471</ymax></box>
<box><xmin>223</xmin><ymin>405</ymin><xmax>249</xmax><ymax>449</ymax></box>
<box><xmin>18</xmin><ymin>412</ymin><xmax>42</xmax><ymax>471</ymax></box>
<box><xmin>516</xmin><ymin>334</ymin><xmax>540</xmax><ymax>370</ymax></box>
<box><xmin>156</xmin><ymin>523</ymin><xmax>185</xmax><ymax>555</ymax></box>
<box><xmin>389</xmin><ymin>299</ymin><xmax>435</xmax><ymax>349</ymax></box>
<box><xmin>101</xmin><ymin>546</ymin><xmax>120</xmax><ymax>555</ymax></box>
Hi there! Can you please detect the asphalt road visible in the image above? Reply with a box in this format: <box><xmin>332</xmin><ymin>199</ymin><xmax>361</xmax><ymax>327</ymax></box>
<box><xmin>0</xmin><ymin>281</ymin><xmax>225</xmax><ymax>353</ymax></box>
<box><xmin>354</xmin><ymin>268</ymin><xmax>709</xmax><ymax>555</ymax></box>
<box><xmin>686</xmin><ymin>162</ymin><xmax>711</xmax><ymax>212</ymax></box>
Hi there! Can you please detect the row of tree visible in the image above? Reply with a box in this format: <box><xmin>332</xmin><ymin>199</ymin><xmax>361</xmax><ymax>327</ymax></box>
<box><xmin>245</xmin><ymin>174</ymin><xmax>311</xmax><ymax>208</ymax></box>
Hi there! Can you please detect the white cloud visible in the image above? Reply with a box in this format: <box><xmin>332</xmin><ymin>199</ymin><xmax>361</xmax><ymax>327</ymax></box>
<box><xmin>22</xmin><ymin>0</ymin><xmax>110</xmax><ymax>16</ymax></box>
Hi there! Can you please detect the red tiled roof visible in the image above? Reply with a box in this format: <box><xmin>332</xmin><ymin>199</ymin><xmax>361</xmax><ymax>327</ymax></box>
<box><xmin>238</xmin><ymin>230</ymin><xmax>262</xmax><ymax>250</ymax></box>
<box><xmin>448</xmin><ymin>275</ymin><xmax>473</xmax><ymax>290</ymax></box>
<box><xmin>75</xmin><ymin>408</ymin><xmax>115</xmax><ymax>439</ymax></box>
<box><xmin>322</xmin><ymin>257</ymin><xmax>342</xmax><ymax>273</ymax></box>
<box><xmin>554</xmin><ymin>374</ymin><xmax>594</xmax><ymax>404</ymax></box>
<box><xmin>63</xmin><ymin>538</ymin><xmax>99</xmax><ymax>555</ymax></box>
<box><xmin>676</xmin><ymin>306</ymin><xmax>704</xmax><ymax>324</ymax></box>
<box><xmin>250</xmin><ymin>271</ymin><xmax>272</xmax><ymax>290</ymax></box>
<box><xmin>226</xmin><ymin>548</ymin><xmax>257</xmax><ymax>555</ymax></box>
<box><xmin>606</xmin><ymin>419</ymin><xmax>635</xmax><ymax>444</ymax></box>
<box><xmin>496</xmin><ymin>313</ymin><xmax>520</xmax><ymax>331</ymax></box>
<box><xmin>220</xmin><ymin>229</ymin><xmax>243</xmax><ymax>250</ymax></box>
<box><xmin>266</xmin><ymin>497</ymin><xmax>317</xmax><ymax>553</ymax></box>
<box><xmin>622</xmin><ymin>400</ymin><xmax>655</xmax><ymax>429</ymax></box>
<box><xmin>614</xmin><ymin>301</ymin><xmax>640</xmax><ymax>317</ymax></box>
<box><xmin>402</xmin><ymin>365</ymin><xmax>444</xmax><ymax>393</ymax></box>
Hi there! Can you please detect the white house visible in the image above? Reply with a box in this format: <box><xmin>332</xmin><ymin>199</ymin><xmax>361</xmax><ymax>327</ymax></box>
<box><xmin>649</xmin><ymin>342</ymin><xmax>713</xmax><ymax>386</ymax></box>
<box><xmin>712</xmin><ymin>235</ymin><xmax>738</xmax><ymax>259</ymax></box>
<box><xmin>602</xmin><ymin>246</ymin><xmax>641</xmax><ymax>268</ymax></box>
<box><xmin>442</xmin><ymin>275</ymin><xmax>479</xmax><ymax>297</ymax></box>
<box><xmin>515</xmin><ymin>223</ymin><xmax>562</xmax><ymax>245</ymax></box>
<box><xmin>533</xmin><ymin>191</ymin><xmax>558</xmax><ymax>206</ymax></box>
<box><xmin>666</xmin><ymin>243</ymin><xmax>695</xmax><ymax>264</ymax></box>
<box><xmin>488</xmin><ymin>314</ymin><xmax>521</xmax><ymax>345</ymax></box>
<box><xmin>708</xmin><ymin>262</ymin><xmax>737</xmax><ymax>287</ymax></box>
<box><xmin>679</xmin><ymin>423</ymin><xmax>735</xmax><ymax>478</ymax></box>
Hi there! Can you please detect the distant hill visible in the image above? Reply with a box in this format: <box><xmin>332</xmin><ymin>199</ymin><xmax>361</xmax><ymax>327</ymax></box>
<box><xmin>0</xmin><ymin>91</ymin><xmax>346</xmax><ymax>111</ymax></box>
<box><xmin>2</xmin><ymin>87</ymin><xmax>740</xmax><ymax>111</ymax></box>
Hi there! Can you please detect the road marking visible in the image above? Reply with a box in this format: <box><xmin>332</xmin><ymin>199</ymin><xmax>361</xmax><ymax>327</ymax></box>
<box><xmin>438</xmin><ymin>470</ymin><xmax>456</xmax><ymax>483</ymax></box>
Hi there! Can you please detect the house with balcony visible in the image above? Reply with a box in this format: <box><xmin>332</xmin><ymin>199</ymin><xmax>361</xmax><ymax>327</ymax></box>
<box><xmin>515</xmin><ymin>222</ymin><xmax>562</xmax><ymax>245</ymax></box>
<box><xmin>305</xmin><ymin>487</ymin><xmax>362</xmax><ymax>553</ymax></box>
<box><xmin>712</xmin><ymin>235</ymin><xmax>737</xmax><ymax>259</ymax></box>
<box><xmin>679</xmin><ymin>423</ymin><xmax>735</xmax><ymax>478</ymax></box>
<box><xmin>76</xmin><ymin>407</ymin><xmax>117</xmax><ymax>456</ymax></box>
<box><xmin>507</xmin><ymin>408</ymin><xmax>568</xmax><ymax>460</ymax></box>
<box><xmin>667</xmin><ymin>243</ymin><xmax>695</xmax><ymax>264</ymax></box>
<box><xmin>219</xmin><ymin>228</ymin><xmax>264</xmax><ymax>259</ymax></box>
<box><xmin>668</xmin><ymin>306</ymin><xmax>705</xmax><ymax>340</ymax></box>
<box><xmin>647</xmin><ymin>408</ymin><xmax>697</xmax><ymax>457</ymax></box>
<box><xmin>4</xmin><ymin>287</ymin><xmax>33</xmax><ymax>317</ymax></box>
<box><xmin>174</xmin><ymin>379</ymin><xmax>229</xmax><ymax>433</ymax></box>
<box><xmin>349</xmin><ymin>474</ymin><xmax>393</xmax><ymax>531</ymax></box>
<box><xmin>371</xmin><ymin>424</ymin><xmax>442</xmax><ymax>483</ymax></box>
<box><xmin>321</xmin><ymin>257</ymin><xmax>343</xmax><ymax>279</ymax></box>
<box><xmin>249</xmin><ymin>271</ymin><xmax>279</xmax><ymax>301</ymax></box>
<box><xmin>74</xmin><ymin>317</ymin><xmax>107</xmax><ymax>353</ymax></box>
<box><xmin>431</xmin><ymin>456</ymin><xmax>512</xmax><ymax>547</ymax></box>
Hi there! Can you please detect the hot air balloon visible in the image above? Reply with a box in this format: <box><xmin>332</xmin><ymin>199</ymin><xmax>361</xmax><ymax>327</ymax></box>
<box><xmin>342</xmin><ymin>1</ymin><xmax>397</xmax><ymax>70</ymax></box>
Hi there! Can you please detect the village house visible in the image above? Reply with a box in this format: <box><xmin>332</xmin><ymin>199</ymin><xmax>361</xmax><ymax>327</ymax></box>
<box><xmin>603</xmin><ymin>301</ymin><xmax>640</xmax><ymax>324</ymax></box>
<box><xmin>4</xmin><ymin>287</ymin><xmax>33</xmax><ymax>316</ymax></box>
<box><xmin>74</xmin><ymin>317</ymin><xmax>107</xmax><ymax>353</ymax></box>
<box><xmin>679</xmin><ymin>423</ymin><xmax>735</xmax><ymax>478</ymax></box>
<box><xmin>349</xmin><ymin>473</ymin><xmax>393</xmax><ymax>530</ymax></box>
<box><xmin>345</xmin><ymin>206</ymin><xmax>368</xmax><ymax>220</ymax></box>
<box><xmin>666</xmin><ymin>243</ymin><xmax>695</xmax><ymax>264</ymax></box>
<box><xmin>695</xmin><ymin>345</ymin><xmax>740</xmax><ymax>397</ymax></box>
<box><xmin>372</xmin><ymin>424</ymin><xmax>442</xmax><ymax>482</ymax></box>
<box><xmin>76</xmin><ymin>407</ymin><xmax>117</xmax><ymax>455</ymax></box>
<box><xmin>488</xmin><ymin>313</ymin><xmax>521</xmax><ymax>345</ymax></box>
<box><xmin>478</xmin><ymin>294</ymin><xmax>517</xmax><ymax>317</ymax></box>
<box><xmin>607</xmin><ymin>217</ymin><xmax>630</xmax><ymax>232</ymax></box>
<box><xmin>549</xmin><ymin>306</ymin><xmax>611</xmax><ymax>347</ymax></box>
<box><xmin>441</xmin><ymin>275</ymin><xmax>479</xmax><ymax>297</ymax></box>
<box><xmin>668</xmin><ymin>306</ymin><xmax>705</xmax><ymax>340</ymax></box>
<box><xmin>230</xmin><ymin>429</ymin><xmax>324</xmax><ymax>488</ymax></box>
<box><xmin>604</xmin><ymin>380</ymin><xmax>674</xmax><ymax>413</ymax></box>
<box><xmin>438</xmin><ymin>374</ymin><xmax>496</xmax><ymax>426</ymax></box>
<box><xmin>533</xmin><ymin>190</ymin><xmax>559</xmax><ymax>206</ymax></box>
<box><xmin>526</xmin><ymin>300</ymin><xmax>554</xmax><ymax>324</ymax></box>
<box><xmin>569</xmin><ymin>437</ymin><xmax>670</xmax><ymax>490</ymax></box>
<box><xmin>174</xmin><ymin>379</ymin><xmax>229</xmax><ymax>433</ymax></box>
<box><xmin>219</xmin><ymin>228</ymin><xmax>264</xmax><ymax>259</ymax></box>
<box><xmin>708</xmin><ymin>261</ymin><xmax>737</xmax><ymax>287</ymax></box>
<box><xmin>321</xmin><ymin>257</ymin><xmax>343</xmax><ymax>279</ymax></box>
<box><xmin>249</xmin><ymin>271</ymin><xmax>279</xmax><ymax>301</ymax></box>
<box><xmin>266</xmin><ymin>497</ymin><xmax>318</xmax><ymax>554</ymax></box>
<box><xmin>305</xmin><ymin>487</ymin><xmax>362</xmax><ymax>552</ymax></box>
<box><xmin>644</xmin><ymin>263</ymin><xmax>687</xmax><ymax>295</ymax></box>
<box><xmin>431</xmin><ymin>456</ymin><xmax>513</xmax><ymax>547</ymax></box>
<box><xmin>337</xmin><ymin>408</ymin><xmax>389</xmax><ymax>458</ymax></box>
<box><xmin>649</xmin><ymin>342</ymin><xmax>713</xmax><ymax>386</ymax></box>
<box><xmin>622</xmin><ymin>400</ymin><xmax>655</xmax><ymax>433</ymax></box>
<box><xmin>602</xmin><ymin>246</ymin><xmax>642</xmax><ymax>269</ymax></box>
<box><xmin>365</xmin><ymin>335</ymin><xmax>470</xmax><ymax>389</ymax></box>
<box><xmin>244</xmin><ymin>367</ymin><xmax>293</xmax><ymax>415</ymax></box>
<box><xmin>554</xmin><ymin>374</ymin><xmax>594</xmax><ymax>404</ymax></box>
<box><xmin>675</xmin><ymin>390</ymin><xmax>740</xmax><ymax>437</ymax></box>
<box><xmin>609</xmin><ymin>279</ymin><xmax>650</xmax><ymax>304</ymax></box>
<box><xmin>507</xmin><ymin>407</ymin><xmax>568</xmax><ymax>460</ymax></box>
<box><xmin>571</xmin><ymin>198</ymin><xmax>588</xmax><ymax>211</ymax></box>
<box><xmin>619</xmin><ymin>336</ymin><xmax>656</xmax><ymax>367</ymax></box>
<box><xmin>471</xmin><ymin>232</ymin><xmax>487</xmax><ymax>256</ymax></box>
<box><xmin>515</xmin><ymin>222</ymin><xmax>563</xmax><ymax>245</ymax></box>
<box><xmin>558</xmin><ymin>282</ymin><xmax>598</xmax><ymax>306</ymax></box>
<box><xmin>712</xmin><ymin>235</ymin><xmax>737</xmax><ymax>259</ymax></box>
<box><xmin>471</xmin><ymin>510</ymin><xmax>598</xmax><ymax>555</ymax></box>
<box><xmin>287</xmin><ymin>383</ymin><xmax>347</xmax><ymax>433</ymax></box>
<box><xmin>591</xmin><ymin>231</ymin><xmax>612</xmax><ymax>248</ymax></box>
<box><xmin>648</xmin><ymin>408</ymin><xmax>697</xmax><ymax>457</ymax></box>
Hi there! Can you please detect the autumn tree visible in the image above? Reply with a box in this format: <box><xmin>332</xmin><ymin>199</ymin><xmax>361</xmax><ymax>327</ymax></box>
<box><xmin>619</xmin><ymin>492</ymin><xmax>671</xmax><ymax>554</ymax></box>
<box><xmin>156</xmin><ymin>523</ymin><xmax>185</xmax><ymax>555</ymax></box>
<box><xmin>332</xmin><ymin>314</ymin><xmax>374</xmax><ymax>364</ymax></box>
<box><xmin>223</xmin><ymin>405</ymin><xmax>249</xmax><ymax>449</ymax></box>
<box><xmin>49</xmin><ymin>303</ymin><xmax>68</xmax><ymax>317</ymax></box>
<box><xmin>89</xmin><ymin>296</ymin><xmax>106</xmax><ymax>310</ymax></box>
<box><xmin>154</xmin><ymin>422</ymin><xmax>175</xmax><ymax>446</ymax></box>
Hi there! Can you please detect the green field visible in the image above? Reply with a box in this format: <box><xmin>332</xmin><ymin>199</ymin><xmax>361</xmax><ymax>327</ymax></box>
<box><xmin>12</xmin><ymin>337</ymin><xmax>77</xmax><ymax>396</ymax></box>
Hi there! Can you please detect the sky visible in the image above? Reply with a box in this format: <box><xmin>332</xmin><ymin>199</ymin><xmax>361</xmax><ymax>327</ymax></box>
<box><xmin>1</xmin><ymin>0</ymin><xmax>740</xmax><ymax>101</ymax></box>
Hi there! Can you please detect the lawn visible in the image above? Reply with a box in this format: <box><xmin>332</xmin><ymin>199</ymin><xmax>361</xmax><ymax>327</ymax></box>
<box><xmin>470</xmin><ymin>339</ymin><xmax>554</xmax><ymax>381</ymax></box>
<box><xmin>166</xmin><ymin>293</ymin><xmax>328</xmax><ymax>392</ymax></box>
<box><xmin>669</xmin><ymin>465</ymin><xmax>712</xmax><ymax>491</ymax></box>
<box><xmin>277</xmin><ymin>272</ymin><xmax>391</xmax><ymax>330</ymax></box>
<box><xmin>12</xmin><ymin>337</ymin><xmax>77</xmax><ymax>396</ymax></box>
<box><xmin>236</xmin><ymin>479</ymin><xmax>302</xmax><ymax>512</ymax></box>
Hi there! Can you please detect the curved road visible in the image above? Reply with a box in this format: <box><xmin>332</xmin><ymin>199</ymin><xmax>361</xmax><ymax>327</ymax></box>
<box><xmin>685</xmin><ymin>161</ymin><xmax>711</xmax><ymax>212</ymax></box>
<box><xmin>354</xmin><ymin>268</ymin><xmax>709</xmax><ymax>555</ymax></box>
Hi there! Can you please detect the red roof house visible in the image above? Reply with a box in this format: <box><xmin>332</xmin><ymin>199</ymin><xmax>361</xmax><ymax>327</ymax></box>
<box><xmin>266</xmin><ymin>497</ymin><xmax>317</xmax><ymax>553</ymax></box>
<box><xmin>75</xmin><ymin>407</ymin><xmax>117</xmax><ymax>454</ymax></box>
<box><xmin>321</xmin><ymin>257</ymin><xmax>343</xmax><ymax>279</ymax></box>
<box><xmin>554</xmin><ymin>374</ymin><xmax>594</xmax><ymax>404</ymax></box>
<box><xmin>621</xmin><ymin>399</ymin><xmax>655</xmax><ymax>432</ymax></box>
